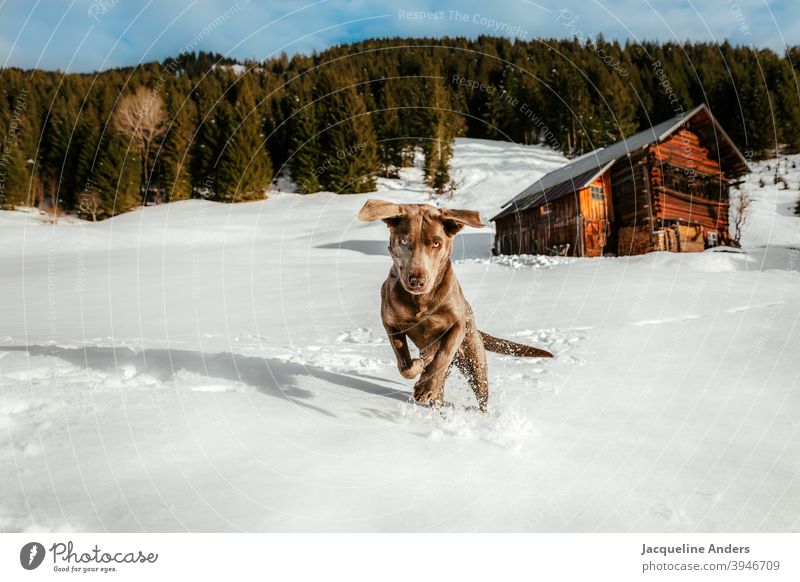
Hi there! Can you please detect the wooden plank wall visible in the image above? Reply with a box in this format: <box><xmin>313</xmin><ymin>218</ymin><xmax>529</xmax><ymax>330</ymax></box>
<box><xmin>651</xmin><ymin>128</ymin><xmax>723</xmax><ymax>176</ymax></box>
<box><xmin>531</xmin><ymin>195</ymin><xmax>581</xmax><ymax>255</ymax></box>
<box><xmin>609</xmin><ymin>152</ymin><xmax>651</xmax><ymax>228</ymax></box>
<box><xmin>603</xmin><ymin>171</ymin><xmax>615</xmax><ymax>222</ymax></box>
<box><xmin>648</xmin><ymin>127</ymin><xmax>730</xmax><ymax>233</ymax></box>
<box><xmin>494</xmin><ymin>195</ymin><xmax>581</xmax><ymax>255</ymax></box>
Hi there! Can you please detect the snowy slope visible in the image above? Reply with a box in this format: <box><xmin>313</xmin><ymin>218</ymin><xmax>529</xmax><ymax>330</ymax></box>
<box><xmin>730</xmin><ymin>153</ymin><xmax>800</xmax><ymax>249</ymax></box>
<box><xmin>1</xmin><ymin>139</ymin><xmax>799</xmax><ymax>533</ymax></box>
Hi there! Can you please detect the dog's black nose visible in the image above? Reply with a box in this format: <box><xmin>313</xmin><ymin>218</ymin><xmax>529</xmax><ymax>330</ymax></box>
<box><xmin>407</xmin><ymin>274</ymin><xmax>426</xmax><ymax>290</ymax></box>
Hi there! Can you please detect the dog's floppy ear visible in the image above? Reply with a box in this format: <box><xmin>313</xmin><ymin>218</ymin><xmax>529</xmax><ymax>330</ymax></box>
<box><xmin>439</xmin><ymin>207</ymin><xmax>484</xmax><ymax>236</ymax></box>
<box><xmin>358</xmin><ymin>199</ymin><xmax>404</xmax><ymax>227</ymax></box>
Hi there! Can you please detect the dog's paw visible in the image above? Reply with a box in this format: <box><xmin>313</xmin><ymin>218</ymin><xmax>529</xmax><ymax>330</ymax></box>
<box><xmin>413</xmin><ymin>377</ymin><xmax>442</xmax><ymax>406</ymax></box>
<box><xmin>413</xmin><ymin>378</ymin><xmax>432</xmax><ymax>402</ymax></box>
<box><xmin>400</xmin><ymin>358</ymin><xmax>425</xmax><ymax>379</ymax></box>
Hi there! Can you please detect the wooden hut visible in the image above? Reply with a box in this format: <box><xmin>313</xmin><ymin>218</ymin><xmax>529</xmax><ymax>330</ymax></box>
<box><xmin>491</xmin><ymin>105</ymin><xmax>749</xmax><ymax>257</ymax></box>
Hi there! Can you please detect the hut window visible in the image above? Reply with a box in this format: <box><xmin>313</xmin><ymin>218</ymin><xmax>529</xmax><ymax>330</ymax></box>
<box><xmin>590</xmin><ymin>185</ymin><xmax>604</xmax><ymax>201</ymax></box>
<box><xmin>707</xmin><ymin>231</ymin><xmax>718</xmax><ymax>247</ymax></box>
<box><xmin>539</xmin><ymin>205</ymin><xmax>550</xmax><ymax>216</ymax></box>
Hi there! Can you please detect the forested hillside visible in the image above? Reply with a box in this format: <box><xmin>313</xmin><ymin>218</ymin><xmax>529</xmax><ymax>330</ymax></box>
<box><xmin>1</xmin><ymin>37</ymin><xmax>798</xmax><ymax>219</ymax></box>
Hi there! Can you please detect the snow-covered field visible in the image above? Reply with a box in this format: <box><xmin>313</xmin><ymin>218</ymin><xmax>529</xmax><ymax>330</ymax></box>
<box><xmin>1</xmin><ymin>139</ymin><xmax>798</xmax><ymax>532</ymax></box>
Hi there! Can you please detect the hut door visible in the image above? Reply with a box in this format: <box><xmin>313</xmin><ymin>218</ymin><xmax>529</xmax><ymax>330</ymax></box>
<box><xmin>583</xmin><ymin>218</ymin><xmax>608</xmax><ymax>256</ymax></box>
<box><xmin>581</xmin><ymin>183</ymin><xmax>609</xmax><ymax>256</ymax></box>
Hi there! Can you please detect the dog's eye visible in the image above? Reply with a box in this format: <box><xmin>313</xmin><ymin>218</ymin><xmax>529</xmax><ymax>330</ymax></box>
<box><xmin>399</xmin><ymin>236</ymin><xmax>410</xmax><ymax>245</ymax></box>
<box><xmin>432</xmin><ymin>240</ymin><xmax>441</xmax><ymax>248</ymax></box>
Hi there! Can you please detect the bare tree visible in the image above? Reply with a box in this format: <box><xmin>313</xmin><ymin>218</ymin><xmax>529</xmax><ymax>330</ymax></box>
<box><xmin>113</xmin><ymin>87</ymin><xmax>167</xmax><ymax>204</ymax></box>
<box><xmin>731</xmin><ymin>190</ymin><xmax>753</xmax><ymax>245</ymax></box>
<box><xmin>79</xmin><ymin>190</ymin><xmax>102</xmax><ymax>221</ymax></box>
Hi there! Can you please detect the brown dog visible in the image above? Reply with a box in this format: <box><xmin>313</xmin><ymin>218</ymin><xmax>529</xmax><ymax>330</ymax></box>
<box><xmin>359</xmin><ymin>199</ymin><xmax>553</xmax><ymax>411</ymax></box>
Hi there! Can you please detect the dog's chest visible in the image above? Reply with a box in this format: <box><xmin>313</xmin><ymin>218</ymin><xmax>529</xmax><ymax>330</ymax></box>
<box><xmin>381</xmin><ymin>274</ymin><xmax>470</xmax><ymax>344</ymax></box>
<box><xmin>391</xmin><ymin>304</ymin><xmax>461</xmax><ymax>345</ymax></box>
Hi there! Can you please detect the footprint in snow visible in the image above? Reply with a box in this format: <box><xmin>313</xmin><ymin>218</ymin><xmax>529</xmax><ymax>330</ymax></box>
<box><xmin>334</xmin><ymin>328</ymin><xmax>387</xmax><ymax>344</ymax></box>
<box><xmin>507</xmin><ymin>327</ymin><xmax>590</xmax><ymax>359</ymax></box>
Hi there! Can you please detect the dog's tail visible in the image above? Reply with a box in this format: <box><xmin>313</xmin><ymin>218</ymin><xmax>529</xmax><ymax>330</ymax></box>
<box><xmin>479</xmin><ymin>331</ymin><xmax>554</xmax><ymax>358</ymax></box>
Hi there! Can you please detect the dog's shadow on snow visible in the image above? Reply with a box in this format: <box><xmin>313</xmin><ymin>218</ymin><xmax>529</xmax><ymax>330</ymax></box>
<box><xmin>1</xmin><ymin>345</ymin><xmax>410</xmax><ymax>417</ymax></box>
<box><xmin>315</xmin><ymin>232</ymin><xmax>494</xmax><ymax>260</ymax></box>
<box><xmin>316</xmin><ymin>240</ymin><xmax>388</xmax><ymax>256</ymax></box>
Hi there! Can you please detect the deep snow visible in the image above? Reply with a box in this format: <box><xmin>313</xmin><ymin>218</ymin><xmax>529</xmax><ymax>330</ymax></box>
<box><xmin>1</xmin><ymin>139</ymin><xmax>798</xmax><ymax>532</ymax></box>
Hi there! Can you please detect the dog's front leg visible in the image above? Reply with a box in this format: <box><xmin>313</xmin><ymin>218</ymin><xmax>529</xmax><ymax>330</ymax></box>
<box><xmin>384</xmin><ymin>326</ymin><xmax>425</xmax><ymax>379</ymax></box>
<box><xmin>414</xmin><ymin>322</ymin><xmax>465</xmax><ymax>407</ymax></box>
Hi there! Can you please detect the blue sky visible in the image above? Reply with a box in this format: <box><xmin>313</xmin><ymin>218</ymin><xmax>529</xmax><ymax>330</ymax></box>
<box><xmin>0</xmin><ymin>0</ymin><xmax>797</xmax><ymax>71</ymax></box>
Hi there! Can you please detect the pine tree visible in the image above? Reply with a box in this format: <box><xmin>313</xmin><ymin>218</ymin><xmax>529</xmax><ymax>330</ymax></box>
<box><xmin>394</xmin><ymin>56</ymin><xmax>431</xmax><ymax>167</ymax></box>
<box><xmin>289</xmin><ymin>98</ymin><xmax>322</xmax><ymax>193</ymax></box>
<box><xmin>423</xmin><ymin>76</ymin><xmax>459</xmax><ymax>193</ymax></box>
<box><xmin>91</xmin><ymin>130</ymin><xmax>141</xmax><ymax>217</ymax></box>
<box><xmin>215</xmin><ymin>80</ymin><xmax>272</xmax><ymax>201</ymax></box>
<box><xmin>422</xmin><ymin>71</ymin><xmax>463</xmax><ymax>194</ymax></box>
<box><xmin>374</xmin><ymin>79</ymin><xmax>403</xmax><ymax>178</ymax></box>
<box><xmin>0</xmin><ymin>142</ymin><xmax>31</xmax><ymax>208</ymax></box>
<box><xmin>0</xmin><ymin>88</ymin><xmax>32</xmax><ymax>207</ymax></box>
<box><xmin>71</xmin><ymin>84</ymin><xmax>117</xmax><ymax>215</ymax></box>
<box><xmin>71</xmin><ymin>120</ymin><xmax>100</xmax><ymax>208</ymax></box>
<box><xmin>159</xmin><ymin>81</ymin><xmax>195</xmax><ymax>201</ymax></box>
<box><xmin>39</xmin><ymin>95</ymin><xmax>78</xmax><ymax>212</ymax></box>
<box><xmin>317</xmin><ymin>71</ymin><xmax>379</xmax><ymax>193</ymax></box>
<box><xmin>740</xmin><ymin>73</ymin><xmax>775</xmax><ymax>158</ymax></box>
<box><xmin>598</xmin><ymin>56</ymin><xmax>638</xmax><ymax>142</ymax></box>
<box><xmin>285</xmin><ymin>67</ymin><xmax>322</xmax><ymax>194</ymax></box>
<box><xmin>771</xmin><ymin>61</ymin><xmax>800</xmax><ymax>153</ymax></box>
<box><xmin>190</xmin><ymin>76</ymin><xmax>225</xmax><ymax>198</ymax></box>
